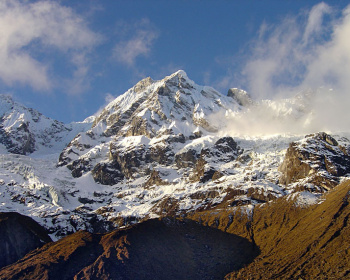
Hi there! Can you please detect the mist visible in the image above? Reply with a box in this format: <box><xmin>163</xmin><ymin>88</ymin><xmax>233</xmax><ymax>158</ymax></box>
<box><xmin>218</xmin><ymin>3</ymin><xmax>350</xmax><ymax>136</ymax></box>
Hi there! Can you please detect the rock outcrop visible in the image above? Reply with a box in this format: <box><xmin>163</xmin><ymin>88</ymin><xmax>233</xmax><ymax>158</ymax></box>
<box><xmin>191</xmin><ymin>137</ymin><xmax>241</xmax><ymax>183</ymax></box>
<box><xmin>279</xmin><ymin>132</ymin><xmax>350</xmax><ymax>190</ymax></box>
<box><xmin>227</xmin><ymin>88</ymin><xmax>252</xmax><ymax>106</ymax></box>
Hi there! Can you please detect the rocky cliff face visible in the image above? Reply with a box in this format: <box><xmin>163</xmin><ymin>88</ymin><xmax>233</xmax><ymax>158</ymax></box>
<box><xmin>279</xmin><ymin>132</ymin><xmax>350</xmax><ymax>190</ymax></box>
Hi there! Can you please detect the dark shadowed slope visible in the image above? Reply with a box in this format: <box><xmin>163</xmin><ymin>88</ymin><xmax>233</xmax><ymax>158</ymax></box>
<box><xmin>0</xmin><ymin>218</ymin><xmax>258</xmax><ymax>280</ymax></box>
<box><xmin>0</xmin><ymin>212</ymin><xmax>52</xmax><ymax>269</ymax></box>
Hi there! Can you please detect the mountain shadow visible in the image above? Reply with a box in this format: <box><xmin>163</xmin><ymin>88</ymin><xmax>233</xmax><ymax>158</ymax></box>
<box><xmin>0</xmin><ymin>218</ymin><xmax>259</xmax><ymax>280</ymax></box>
<box><xmin>0</xmin><ymin>212</ymin><xmax>52</xmax><ymax>269</ymax></box>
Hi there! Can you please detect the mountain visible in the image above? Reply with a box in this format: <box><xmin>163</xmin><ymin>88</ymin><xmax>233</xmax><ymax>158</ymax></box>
<box><xmin>58</xmin><ymin>70</ymin><xmax>241</xmax><ymax>181</ymax></box>
<box><xmin>0</xmin><ymin>71</ymin><xmax>350</xmax><ymax>241</ymax></box>
<box><xmin>0</xmin><ymin>70</ymin><xmax>349</xmax><ymax>278</ymax></box>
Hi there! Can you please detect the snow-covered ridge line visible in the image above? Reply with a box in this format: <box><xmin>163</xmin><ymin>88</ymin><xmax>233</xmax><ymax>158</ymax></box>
<box><xmin>0</xmin><ymin>94</ymin><xmax>93</xmax><ymax>156</ymax></box>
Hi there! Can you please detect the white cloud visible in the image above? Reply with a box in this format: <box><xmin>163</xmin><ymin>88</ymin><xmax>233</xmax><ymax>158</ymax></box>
<box><xmin>113</xmin><ymin>19</ymin><xmax>159</xmax><ymax>67</ymax></box>
<box><xmin>65</xmin><ymin>53</ymin><xmax>90</xmax><ymax>95</ymax></box>
<box><xmin>218</xmin><ymin>3</ymin><xmax>350</xmax><ymax>135</ymax></box>
<box><xmin>303</xmin><ymin>5</ymin><xmax>350</xmax><ymax>91</ymax></box>
<box><xmin>93</xmin><ymin>92</ymin><xmax>116</xmax><ymax>117</ymax></box>
<box><xmin>0</xmin><ymin>0</ymin><xmax>100</xmax><ymax>92</ymax></box>
<box><xmin>104</xmin><ymin>93</ymin><xmax>115</xmax><ymax>104</ymax></box>
<box><xmin>303</xmin><ymin>2</ymin><xmax>332</xmax><ymax>44</ymax></box>
<box><xmin>237</xmin><ymin>2</ymin><xmax>350</xmax><ymax>99</ymax></box>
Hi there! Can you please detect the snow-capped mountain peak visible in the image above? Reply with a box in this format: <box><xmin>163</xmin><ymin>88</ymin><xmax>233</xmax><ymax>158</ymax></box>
<box><xmin>58</xmin><ymin>71</ymin><xmax>242</xmax><ymax>178</ymax></box>
<box><xmin>94</xmin><ymin>69</ymin><xmax>237</xmax><ymax>137</ymax></box>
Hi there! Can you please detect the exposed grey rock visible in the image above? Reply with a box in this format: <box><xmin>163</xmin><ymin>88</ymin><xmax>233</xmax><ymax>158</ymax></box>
<box><xmin>189</xmin><ymin>190</ymin><xmax>220</xmax><ymax>200</ymax></box>
<box><xmin>144</xmin><ymin>170</ymin><xmax>169</xmax><ymax>187</ymax></box>
<box><xmin>191</xmin><ymin>157</ymin><xmax>217</xmax><ymax>183</ymax></box>
<box><xmin>68</xmin><ymin>158</ymin><xmax>93</xmax><ymax>178</ymax></box>
<box><xmin>0</xmin><ymin>121</ymin><xmax>35</xmax><ymax>154</ymax></box>
<box><xmin>150</xmin><ymin>196</ymin><xmax>180</xmax><ymax>216</ymax></box>
<box><xmin>92</xmin><ymin>162</ymin><xmax>124</xmax><ymax>185</ymax></box>
<box><xmin>279</xmin><ymin>132</ymin><xmax>350</xmax><ymax>190</ymax></box>
<box><xmin>189</xmin><ymin>137</ymin><xmax>242</xmax><ymax>183</ymax></box>
<box><xmin>175</xmin><ymin>149</ymin><xmax>198</xmax><ymax>168</ymax></box>
<box><xmin>227</xmin><ymin>88</ymin><xmax>252</xmax><ymax>106</ymax></box>
<box><xmin>213</xmin><ymin>137</ymin><xmax>241</xmax><ymax>162</ymax></box>
<box><xmin>133</xmin><ymin>76</ymin><xmax>154</xmax><ymax>93</ymax></box>
<box><xmin>125</xmin><ymin>116</ymin><xmax>155</xmax><ymax>137</ymax></box>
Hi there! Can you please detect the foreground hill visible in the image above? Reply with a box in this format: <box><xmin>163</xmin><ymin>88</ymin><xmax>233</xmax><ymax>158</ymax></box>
<box><xmin>0</xmin><ymin>218</ymin><xmax>258</xmax><ymax>280</ymax></box>
<box><xmin>0</xmin><ymin>212</ymin><xmax>52</xmax><ymax>269</ymax></box>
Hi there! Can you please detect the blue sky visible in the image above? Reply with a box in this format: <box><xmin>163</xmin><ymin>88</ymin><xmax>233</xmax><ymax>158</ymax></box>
<box><xmin>0</xmin><ymin>0</ymin><xmax>349</xmax><ymax>123</ymax></box>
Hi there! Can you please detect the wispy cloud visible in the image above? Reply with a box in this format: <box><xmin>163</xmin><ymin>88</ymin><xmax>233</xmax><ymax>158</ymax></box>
<box><xmin>216</xmin><ymin>3</ymin><xmax>350</xmax><ymax>135</ymax></box>
<box><xmin>65</xmin><ymin>53</ymin><xmax>90</xmax><ymax>95</ymax></box>
<box><xmin>302</xmin><ymin>2</ymin><xmax>332</xmax><ymax>45</ymax></box>
<box><xmin>113</xmin><ymin>18</ymin><xmax>159</xmax><ymax>67</ymax></box>
<box><xmin>237</xmin><ymin>2</ymin><xmax>342</xmax><ymax>99</ymax></box>
<box><xmin>0</xmin><ymin>0</ymin><xmax>100</xmax><ymax>92</ymax></box>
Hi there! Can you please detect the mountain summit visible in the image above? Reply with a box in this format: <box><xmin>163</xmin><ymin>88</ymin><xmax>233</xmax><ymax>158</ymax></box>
<box><xmin>58</xmin><ymin>70</ymin><xmax>241</xmax><ymax>183</ymax></box>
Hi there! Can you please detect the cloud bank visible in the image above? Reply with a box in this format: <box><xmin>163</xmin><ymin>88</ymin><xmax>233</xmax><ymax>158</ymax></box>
<box><xmin>219</xmin><ymin>2</ymin><xmax>350</xmax><ymax>136</ymax></box>
<box><xmin>0</xmin><ymin>0</ymin><xmax>99</xmax><ymax>92</ymax></box>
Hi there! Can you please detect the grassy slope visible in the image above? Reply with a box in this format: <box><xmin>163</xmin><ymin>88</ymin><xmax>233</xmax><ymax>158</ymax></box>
<box><xmin>189</xmin><ymin>181</ymin><xmax>350</xmax><ymax>279</ymax></box>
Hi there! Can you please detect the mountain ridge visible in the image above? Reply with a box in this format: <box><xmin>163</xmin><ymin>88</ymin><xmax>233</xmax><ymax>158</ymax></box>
<box><xmin>0</xmin><ymin>94</ymin><xmax>93</xmax><ymax>156</ymax></box>
<box><xmin>0</xmin><ymin>71</ymin><xmax>349</xmax><ymax>242</ymax></box>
